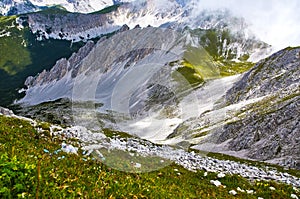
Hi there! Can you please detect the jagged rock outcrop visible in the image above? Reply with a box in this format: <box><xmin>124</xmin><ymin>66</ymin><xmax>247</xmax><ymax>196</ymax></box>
<box><xmin>25</xmin><ymin>40</ymin><xmax>95</xmax><ymax>87</ymax></box>
<box><xmin>216</xmin><ymin>90</ymin><xmax>299</xmax><ymax>169</ymax></box>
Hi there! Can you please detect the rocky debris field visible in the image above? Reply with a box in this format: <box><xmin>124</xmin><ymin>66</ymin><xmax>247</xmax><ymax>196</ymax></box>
<box><xmin>46</xmin><ymin>120</ymin><xmax>300</xmax><ymax>188</ymax></box>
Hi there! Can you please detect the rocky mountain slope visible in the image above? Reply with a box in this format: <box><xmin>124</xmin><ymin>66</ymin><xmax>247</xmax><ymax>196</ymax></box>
<box><xmin>186</xmin><ymin>47</ymin><xmax>300</xmax><ymax>169</ymax></box>
<box><xmin>19</xmin><ymin>22</ymin><xmax>267</xmax><ymax>106</ymax></box>
<box><xmin>215</xmin><ymin>47</ymin><xmax>300</xmax><ymax>169</ymax></box>
<box><xmin>17</xmin><ymin>26</ymin><xmax>243</xmax><ymax>145</ymax></box>
<box><xmin>0</xmin><ymin>0</ymin><xmax>38</xmax><ymax>16</ymax></box>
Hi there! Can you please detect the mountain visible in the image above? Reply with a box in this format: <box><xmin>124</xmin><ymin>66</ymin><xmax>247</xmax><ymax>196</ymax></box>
<box><xmin>18</xmin><ymin>24</ymin><xmax>268</xmax><ymax>107</ymax></box>
<box><xmin>0</xmin><ymin>1</ymin><xmax>271</xmax><ymax>106</ymax></box>
<box><xmin>0</xmin><ymin>0</ymin><xmax>116</xmax><ymax>16</ymax></box>
<box><xmin>24</xmin><ymin>6</ymin><xmax>271</xmax><ymax>60</ymax></box>
<box><xmin>15</xmin><ymin>26</ymin><xmax>245</xmax><ymax>143</ymax></box>
<box><xmin>21</xmin><ymin>1</ymin><xmax>269</xmax><ymax>56</ymax></box>
<box><xmin>2</xmin><ymin>0</ymin><xmax>299</xmax><ymax>170</ymax></box>
<box><xmin>16</xmin><ymin>21</ymin><xmax>300</xmax><ymax>169</ymax></box>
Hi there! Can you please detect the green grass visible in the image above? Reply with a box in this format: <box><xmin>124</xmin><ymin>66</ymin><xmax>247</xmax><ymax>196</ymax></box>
<box><xmin>102</xmin><ymin>128</ymin><xmax>134</xmax><ymax>139</ymax></box>
<box><xmin>169</xmin><ymin>39</ymin><xmax>256</xmax><ymax>88</ymax></box>
<box><xmin>279</xmin><ymin>92</ymin><xmax>300</xmax><ymax>103</ymax></box>
<box><xmin>91</xmin><ymin>4</ymin><xmax>121</xmax><ymax>14</ymax></box>
<box><xmin>170</xmin><ymin>57</ymin><xmax>254</xmax><ymax>89</ymax></box>
<box><xmin>183</xmin><ymin>46</ymin><xmax>221</xmax><ymax>80</ymax></box>
<box><xmin>182</xmin><ymin>27</ymin><xmax>264</xmax><ymax>80</ymax></box>
<box><xmin>35</xmin><ymin>6</ymin><xmax>70</xmax><ymax>15</ymax></box>
<box><xmin>0</xmin><ymin>115</ymin><xmax>299</xmax><ymax>198</ymax></box>
<box><xmin>219</xmin><ymin>61</ymin><xmax>255</xmax><ymax>76</ymax></box>
<box><xmin>0</xmin><ymin>16</ymin><xmax>31</xmax><ymax>75</ymax></box>
<box><xmin>172</xmin><ymin>65</ymin><xmax>204</xmax><ymax>87</ymax></box>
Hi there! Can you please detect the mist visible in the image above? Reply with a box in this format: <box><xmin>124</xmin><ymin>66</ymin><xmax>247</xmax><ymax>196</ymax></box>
<box><xmin>192</xmin><ymin>0</ymin><xmax>300</xmax><ymax>51</ymax></box>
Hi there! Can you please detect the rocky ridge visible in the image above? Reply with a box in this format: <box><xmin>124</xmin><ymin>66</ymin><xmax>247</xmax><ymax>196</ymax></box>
<box><xmin>25</xmin><ymin>40</ymin><xmax>95</xmax><ymax>87</ymax></box>
<box><xmin>24</xmin><ymin>10</ymin><xmax>122</xmax><ymax>41</ymax></box>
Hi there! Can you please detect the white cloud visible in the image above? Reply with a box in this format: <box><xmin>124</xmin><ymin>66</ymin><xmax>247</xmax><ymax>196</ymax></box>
<box><xmin>192</xmin><ymin>0</ymin><xmax>300</xmax><ymax>51</ymax></box>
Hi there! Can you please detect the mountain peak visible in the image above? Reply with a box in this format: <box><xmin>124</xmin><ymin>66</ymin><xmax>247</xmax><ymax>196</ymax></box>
<box><xmin>0</xmin><ymin>0</ymin><xmax>117</xmax><ymax>15</ymax></box>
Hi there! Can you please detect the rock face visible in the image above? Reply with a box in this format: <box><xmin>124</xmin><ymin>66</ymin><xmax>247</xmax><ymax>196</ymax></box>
<box><xmin>0</xmin><ymin>107</ymin><xmax>14</xmax><ymax>116</ymax></box>
<box><xmin>26</xmin><ymin>11</ymin><xmax>122</xmax><ymax>41</ymax></box>
<box><xmin>199</xmin><ymin>47</ymin><xmax>300</xmax><ymax>169</ymax></box>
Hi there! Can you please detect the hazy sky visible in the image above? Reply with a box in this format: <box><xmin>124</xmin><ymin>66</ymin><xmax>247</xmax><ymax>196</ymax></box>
<box><xmin>194</xmin><ymin>0</ymin><xmax>300</xmax><ymax>51</ymax></box>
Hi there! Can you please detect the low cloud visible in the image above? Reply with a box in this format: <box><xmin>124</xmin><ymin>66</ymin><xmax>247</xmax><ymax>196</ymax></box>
<box><xmin>192</xmin><ymin>0</ymin><xmax>300</xmax><ymax>51</ymax></box>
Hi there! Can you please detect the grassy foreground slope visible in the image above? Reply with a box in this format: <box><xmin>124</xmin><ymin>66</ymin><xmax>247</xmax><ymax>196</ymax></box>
<box><xmin>0</xmin><ymin>115</ymin><xmax>299</xmax><ymax>198</ymax></box>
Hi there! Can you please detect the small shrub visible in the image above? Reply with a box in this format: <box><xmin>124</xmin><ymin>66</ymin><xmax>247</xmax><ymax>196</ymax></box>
<box><xmin>0</xmin><ymin>153</ymin><xmax>36</xmax><ymax>198</ymax></box>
